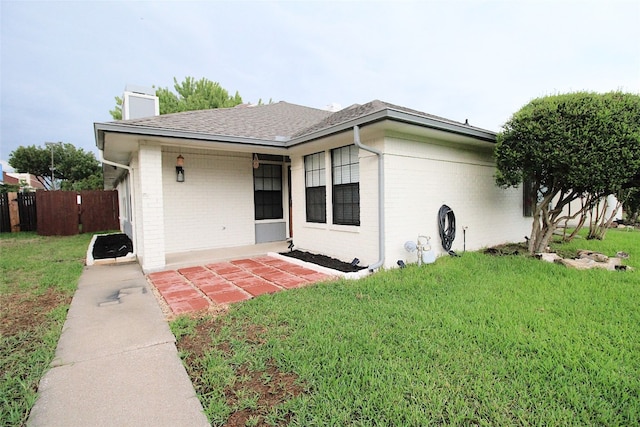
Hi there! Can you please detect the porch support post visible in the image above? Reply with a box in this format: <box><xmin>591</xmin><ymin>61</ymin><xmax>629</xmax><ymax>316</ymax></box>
<box><xmin>138</xmin><ymin>142</ymin><xmax>166</xmax><ymax>272</ymax></box>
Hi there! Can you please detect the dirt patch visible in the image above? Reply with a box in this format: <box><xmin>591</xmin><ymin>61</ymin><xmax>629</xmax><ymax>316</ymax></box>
<box><xmin>225</xmin><ymin>363</ymin><xmax>303</xmax><ymax>427</ymax></box>
<box><xmin>92</xmin><ymin>233</ymin><xmax>133</xmax><ymax>259</ymax></box>
<box><xmin>0</xmin><ymin>288</ymin><xmax>70</xmax><ymax>337</ymax></box>
<box><xmin>280</xmin><ymin>249</ymin><xmax>367</xmax><ymax>272</ymax></box>
<box><xmin>177</xmin><ymin>317</ymin><xmax>304</xmax><ymax>426</ymax></box>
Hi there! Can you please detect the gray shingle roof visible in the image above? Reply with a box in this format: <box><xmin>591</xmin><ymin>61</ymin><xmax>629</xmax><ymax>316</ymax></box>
<box><xmin>292</xmin><ymin>100</ymin><xmax>486</xmax><ymax>138</ymax></box>
<box><xmin>112</xmin><ymin>101</ymin><xmax>333</xmax><ymax>141</ymax></box>
<box><xmin>99</xmin><ymin>99</ymin><xmax>494</xmax><ymax>147</ymax></box>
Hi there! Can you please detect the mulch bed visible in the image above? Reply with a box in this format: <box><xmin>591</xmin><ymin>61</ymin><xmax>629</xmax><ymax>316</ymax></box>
<box><xmin>280</xmin><ymin>250</ymin><xmax>367</xmax><ymax>273</ymax></box>
<box><xmin>483</xmin><ymin>242</ymin><xmax>528</xmax><ymax>256</ymax></box>
<box><xmin>92</xmin><ymin>233</ymin><xmax>133</xmax><ymax>259</ymax></box>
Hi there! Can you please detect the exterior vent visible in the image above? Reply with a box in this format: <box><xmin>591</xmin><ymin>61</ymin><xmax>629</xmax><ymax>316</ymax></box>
<box><xmin>122</xmin><ymin>85</ymin><xmax>159</xmax><ymax>120</ymax></box>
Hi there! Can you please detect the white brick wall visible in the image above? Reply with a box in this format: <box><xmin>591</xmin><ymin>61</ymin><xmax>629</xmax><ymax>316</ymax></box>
<box><xmin>289</xmin><ymin>134</ymin><xmax>380</xmax><ymax>267</ymax></box>
<box><xmin>127</xmin><ymin>127</ymin><xmax>532</xmax><ymax>271</ymax></box>
<box><xmin>290</xmin><ymin>131</ymin><xmax>531</xmax><ymax>269</ymax></box>
<box><xmin>384</xmin><ymin>135</ymin><xmax>530</xmax><ymax>267</ymax></box>
<box><xmin>130</xmin><ymin>155</ymin><xmax>143</xmax><ymax>260</ymax></box>
<box><xmin>137</xmin><ymin>143</ymin><xmax>166</xmax><ymax>272</ymax></box>
<box><xmin>162</xmin><ymin>148</ymin><xmax>255</xmax><ymax>254</ymax></box>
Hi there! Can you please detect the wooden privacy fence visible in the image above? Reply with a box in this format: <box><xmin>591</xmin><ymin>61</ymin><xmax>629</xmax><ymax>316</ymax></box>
<box><xmin>36</xmin><ymin>191</ymin><xmax>79</xmax><ymax>236</ymax></box>
<box><xmin>79</xmin><ymin>191</ymin><xmax>121</xmax><ymax>233</ymax></box>
<box><xmin>0</xmin><ymin>192</ymin><xmax>37</xmax><ymax>233</ymax></box>
<box><xmin>1</xmin><ymin>190</ymin><xmax>119</xmax><ymax>235</ymax></box>
<box><xmin>36</xmin><ymin>190</ymin><xmax>120</xmax><ymax>236</ymax></box>
<box><xmin>0</xmin><ymin>193</ymin><xmax>11</xmax><ymax>232</ymax></box>
<box><xmin>18</xmin><ymin>193</ymin><xmax>37</xmax><ymax>231</ymax></box>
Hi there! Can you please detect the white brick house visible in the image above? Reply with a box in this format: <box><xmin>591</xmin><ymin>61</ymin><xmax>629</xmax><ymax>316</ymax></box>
<box><xmin>94</xmin><ymin>99</ymin><xmax>531</xmax><ymax>273</ymax></box>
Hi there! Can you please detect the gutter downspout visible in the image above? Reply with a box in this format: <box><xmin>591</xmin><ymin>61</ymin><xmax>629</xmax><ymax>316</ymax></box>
<box><xmin>99</xmin><ymin>152</ymin><xmax>137</xmax><ymax>258</ymax></box>
<box><xmin>354</xmin><ymin>125</ymin><xmax>385</xmax><ymax>271</ymax></box>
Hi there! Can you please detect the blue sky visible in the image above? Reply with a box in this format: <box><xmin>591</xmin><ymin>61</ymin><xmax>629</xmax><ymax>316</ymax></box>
<box><xmin>1</xmin><ymin>0</ymin><xmax>639</xmax><ymax>171</ymax></box>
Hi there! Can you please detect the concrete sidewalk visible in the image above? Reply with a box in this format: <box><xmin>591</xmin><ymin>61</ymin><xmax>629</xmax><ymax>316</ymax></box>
<box><xmin>28</xmin><ymin>263</ymin><xmax>210</xmax><ymax>427</ymax></box>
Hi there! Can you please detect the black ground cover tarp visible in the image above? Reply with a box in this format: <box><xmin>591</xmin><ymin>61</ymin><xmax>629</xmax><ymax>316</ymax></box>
<box><xmin>280</xmin><ymin>250</ymin><xmax>366</xmax><ymax>273</ymax></box>
<box><xmin>92</xmin><ymin>233</ymin><xmax>133</xmax><ymax>259</ymax></box>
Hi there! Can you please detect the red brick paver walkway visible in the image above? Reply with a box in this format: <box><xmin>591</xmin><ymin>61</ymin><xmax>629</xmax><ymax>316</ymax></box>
<box><xmin>147</xmin><ymin>256</ymin><xmax>335</xmax><ymax>315</ymax></box>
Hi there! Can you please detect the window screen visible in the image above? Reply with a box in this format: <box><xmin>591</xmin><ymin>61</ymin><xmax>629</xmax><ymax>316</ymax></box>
<box><xmin>254</xmin><ymin>164</ymin><xmax>283</xmax><ymax>220</ymax></box>
<box><xmin>304</xmin><ymin>152</ymin><xmax>326</xmax><ymax>223</ymax></box>
<box><xmin>331</xmin><ymin>145</ymin><xmax>360</xmax><ymax>226</ymax></box>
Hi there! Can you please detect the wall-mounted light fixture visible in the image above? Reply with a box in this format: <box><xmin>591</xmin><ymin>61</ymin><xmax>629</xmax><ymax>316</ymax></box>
<box><xmin>176</xmin><ymin>154</ymin><xmax>185</xmax><ymax>182</ymax></box>
<box><xmin>252</xmin><ymin>153</ymin><xmax>260</xmax><ymax>169</ymax></box>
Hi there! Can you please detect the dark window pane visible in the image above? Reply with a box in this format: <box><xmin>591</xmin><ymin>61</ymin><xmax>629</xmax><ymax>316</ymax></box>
<box><xmin>333</xmin><ymin>183</ymin><xmax>359</xmax><ymax>226</ymax></box>
<box><xmin>304</xmin><ymin>152</ymin><xmax>326</xmax><ymax>223</ymax></box>
<box><xmin>254</xmin><ymin>190</ymin><xmax>283</xmax><ymax>220</ymax></box>
<box><xmin>331</xmin><ymin>145</ymin><xmax>360</xmax><ymax>226</ymax></box>
<box><xmin>306</xmin><ymin>186</ymin><xmax>326</xmax><ymax>223</ymax></box>
<box><xmin>254</xmin><ymin>164</ymin><xmax>283</xmax><ymax>220</ymax></box>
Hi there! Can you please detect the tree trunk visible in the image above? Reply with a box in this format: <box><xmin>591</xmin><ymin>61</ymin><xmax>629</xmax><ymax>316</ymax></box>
<box><xmin>528</xmin><ymin>210</ymin><xmax>542</xmax><ymax>254</ymax></box>
<box><xmin>566</xmin><ymin>211</ymin><xmax>587</xmax><ymax>241</ymax></box>
<box><xmin>587</xmin><ymin>198</ymin><xmax>604</xmax><ymax>239</ymax></box>
<box><xmin>565</xmin><ymin>195</ymin><xmax>592</xmax><ymax>242</ymax></box>
<box><xmin>588</xmin><ymin>197</ymin><xmax>622</xmax><ymax>240</ymax></box>
<box><xmin>528</xmin><ymin>201</ymin><xmax>558</xmax><ymax>254</ymax></box>
<box><xmin>531</xmin><ymin>223</ymin><xmax>557</xmax><ymax>253</ymax></box>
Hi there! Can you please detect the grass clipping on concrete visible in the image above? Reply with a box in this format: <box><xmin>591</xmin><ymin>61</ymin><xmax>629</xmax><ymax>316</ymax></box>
<box><xmin>0</xmin><ymin>232</ymin><xmax>93</xmax><ymax>426</ymax></box>
<box><xmin>173</xmin><ymin>229</ymin><xmax>640</xmax><ymax>426</ymax></box>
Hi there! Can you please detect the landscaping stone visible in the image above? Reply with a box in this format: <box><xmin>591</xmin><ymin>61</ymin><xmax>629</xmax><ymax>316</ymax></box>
<box><xmin>537</xmin><ymin>250</ymin><xmax>630</xmax><ymax>271</ymax></box>
<box><xmin>556</xmin><ymin>257</ymin><xmax>622</xmax><ymax>271</ymax></box>
<box><xmin>536</xmin><ymin>253</ymin><xmax>562</xmax><ymax>263</ymax></box>
<box><xmin>577</xmin><ymin>250</ymin><xmax>609</xmax><ymax>263</ymax></box>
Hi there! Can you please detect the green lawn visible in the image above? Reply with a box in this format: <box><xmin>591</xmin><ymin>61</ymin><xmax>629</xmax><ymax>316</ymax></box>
<box><xmin>0</xmin><ymin>232</ymin><xmax>93</xmax><ymax>426</ymax></box>
<box><xmin>2</xmin><ymin>230</ymin><xmax>637</xmax><ymax>426</ymax></box>
<box><xmin>174</xmin><ymin>229</ymin><xmax>640</xmax><ymax>426</ymax></box>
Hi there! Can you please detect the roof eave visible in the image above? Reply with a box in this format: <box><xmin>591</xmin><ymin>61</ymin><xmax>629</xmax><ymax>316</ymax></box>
<box><xmin>94</xmin><ymin>122</ymin><xmax>288</xmax><ymax>150</ymax></box>
<box><xmin>386</xmin><ymin>108</ymin><xmax>497</xmax><ymax>142</ymax></box>
<box><xmin>94</xmin><ymin>107</ymin><xmax>497</xmax><ymax>152</ymax></box>
<box><xmin>285</xmin><ymin>108</ymin><xmax>497</xmax><ymax>147</ymax></box>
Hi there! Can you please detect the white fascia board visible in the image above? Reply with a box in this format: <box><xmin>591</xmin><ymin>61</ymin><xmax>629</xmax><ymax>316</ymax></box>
<box><xmin>285</xmin><ymin>109</ymin><xmax>496</xmax><ymax>148</ymax></box>
<box><xmin>94</xmin><ymin>122</ymin><xmax>287</xmax><ymax>151</ymax></box>
<box><xmin>285</xmin><ymin>110</ymin><xmax>390</xmax><ymax>148</ymax></box>
<box><xmin>385</xmin><ymin>108</ymin><xmax>497</xmax><ymax>142</ymax></box>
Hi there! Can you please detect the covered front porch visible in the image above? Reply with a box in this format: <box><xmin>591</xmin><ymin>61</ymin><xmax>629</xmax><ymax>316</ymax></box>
<box><xmin>164</xmin><ymin>240</ymin><xmax>289</xmax><ymax>271</ymax></box>
<box><xmin>104</xmin><ymin>139</ymin><xmax>294</xmax><ymax>273</ymax></box>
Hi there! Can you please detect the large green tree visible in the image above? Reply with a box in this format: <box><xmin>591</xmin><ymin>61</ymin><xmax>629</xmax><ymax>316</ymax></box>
<box><xmin>495</xmin><ymin>91</ymin><xmax>640</xmax><ymax>254</ymax></box>
<box><xmin>109</xmin><ymin>77</ymin><xmax>243</xmax><ymax>119</ymax></box>
<box><xmin>8</xmin><ymin>143</ymin><xmax>103</xmax><ymax>191</ymax></box>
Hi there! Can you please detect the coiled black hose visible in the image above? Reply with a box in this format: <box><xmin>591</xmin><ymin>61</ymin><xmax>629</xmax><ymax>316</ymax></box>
<box><xmin>438</xmin><ymin>205</ymin><xmax>457</xmax><ymax>256</ymax></box>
